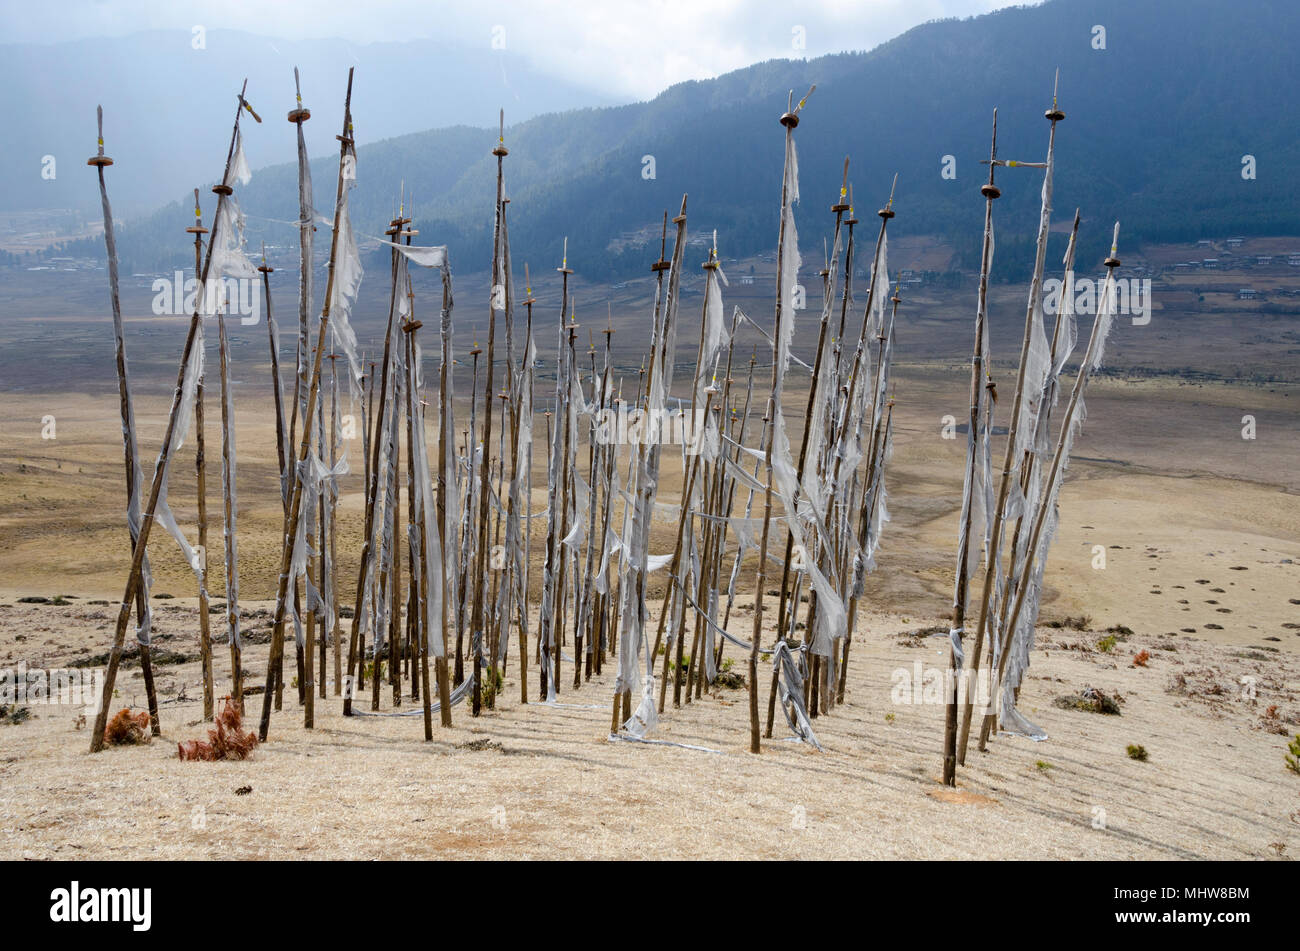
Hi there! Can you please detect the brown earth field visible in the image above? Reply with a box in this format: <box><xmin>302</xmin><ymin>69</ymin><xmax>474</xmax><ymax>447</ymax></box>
<box><xmin>0</xmin><ymin>263</ymin><xmax>1298</xmax><ymax>860</ymax></box>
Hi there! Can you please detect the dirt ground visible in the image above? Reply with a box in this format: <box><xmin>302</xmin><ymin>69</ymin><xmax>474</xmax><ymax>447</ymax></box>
<box><xmin>1</xmin><ymin>273</ymin><xmax>1297</xmax><ymax>859</ymax></box>
<box><xmin>1</xmin><ymin>597</ymin><xmax>1297</xmax><ymax>860</ymax></box>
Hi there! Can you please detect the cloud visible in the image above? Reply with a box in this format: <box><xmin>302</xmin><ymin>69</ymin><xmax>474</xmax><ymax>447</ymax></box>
<box><xmin>2</xmin><ymin>0</ymin><xmax>1032</xmax><ymax>99</ymax></box>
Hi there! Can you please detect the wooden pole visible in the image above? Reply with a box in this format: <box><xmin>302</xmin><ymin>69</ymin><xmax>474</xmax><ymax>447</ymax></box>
<box><xmin>958</xmin><ymin>86</ymin><xmax>1065</xmax><ymax>764</ymax></box>
<box><xmin>187</xmin><ymin>190</ymin><xmax>216</xmax><ymax>724</ymax></box>
<box><xmin>262</xmin><ymin>69</ymin><xmax>354</xmax><ymax>739</ymax></box>
<box><xmin>342</xmin><ymin>218</ymin><xmax>408</xmax><ymax>717</ymax></box>
<box><xmin>370</xmin><ymin>211</ymin><xmax>409</xmax><ymax>713</ymax></box>
<box><xmin>216</xmin><ymin>305</ymin><xmax>241</xmax><ymax>721</ymax></box>
<box><xmin>942</xmin><ymin>112</ymin><xmax>1001</xmax><ymax>786</ymax></box>
<box><xmin>978</xmin><ymin>226</ymin><xmax>1119</xmax><ymax>752</ymax></box>
<box><xmin>749</xmin><ymin>91</ymin><xmax>812</xmax><ymax>754</ymax></box>
<box><xmin>766</xmin><ymin>163</ymin><xmax>849</xmax><ymax>724</ymax></box>
<box><xmin>433</xmin><ymin>261</ymin><xmax>455</xmax><ymax>726</ymax></box>
<box><xmin>514</xmin><ymin>267</ymin><xmax>536</xmax><ymax>703</ymax></box>
<box><xmin>91</xmin><ymin>83</ymin><xmax>252</xmax><ymax>752</ymax></box>
<box><xmin>468</xmin><ymin>114</ymin><xmax>510</xmax><ymax>714</ymax></box>
<box><xmin>91</xmin><ymin>109</ymin><xmax>163</xmax><ymax>736</ymax></box>
<box><xmin>329</xmin><ymin>351</ymin><xmax>343</xmax><ymax>694</ymax></box>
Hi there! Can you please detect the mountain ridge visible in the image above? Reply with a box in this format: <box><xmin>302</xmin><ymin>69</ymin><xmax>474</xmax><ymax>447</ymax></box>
<box><xmin>43</xmin><ymin>0</ymin><xmax>1300</xmax><ymax>281</ymax></box>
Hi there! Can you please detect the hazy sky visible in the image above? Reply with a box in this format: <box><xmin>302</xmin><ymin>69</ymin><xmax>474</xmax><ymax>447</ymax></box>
<box><xmin>3</xmin><ymin>0</ymin><xmax>1032</xmax><ymax>99</ymax></box>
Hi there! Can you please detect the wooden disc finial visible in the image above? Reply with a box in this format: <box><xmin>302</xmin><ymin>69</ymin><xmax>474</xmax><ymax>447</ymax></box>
<box><xmin>492</xmin><ymin>108</ymin><xmax>508</xmax><ymax>156</ymax></box>
<box><xmin>186</xmin><ymin>188</ymin><xmax>208</xmax><ymax>235</ymax></box>
<box><xmin>1045</xmin><ymin>68</ymin><xmax>1064</xmax><ymax>122</ymax></box>
<box><xmin>878</xmin><ymin>172</ymin><xmax>898</xmax><ymax>219</ymax></box>
<box><xmin>88</xmin><ymin>105</ymin><xmax>114</xmax><ymax>166</ymax></box>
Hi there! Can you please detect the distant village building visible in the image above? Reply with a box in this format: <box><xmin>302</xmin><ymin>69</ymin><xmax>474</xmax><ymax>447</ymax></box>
<box><xmin>1197</xmin><ymin>239</ymin><xmax>1214</xmax><ymax>248</ymax></box>
<box><xmin>1226</xmin><ymin>237</ymin><xmax>1244</xmax><ymax>249</ymax></box>
<box><xmin>740</xmin><ymin>274</ymin><xmax>755</xmax><ymax>285</ymax></box>
<box><xmin>1288</xmin><ymin>253</ymin><xmax>1300</xmax><ymax>266</ymax></box>
<box><xmin>1256</xmin><ymin>255</ymin><xmax>1273</xmax><ymax>265</ymax></box>
<box><xmin>1238</xmin><ymin>288</ymin><xmax>1258</xmax><ymax>300</ymax></box>
<box><xmin>1203</xmin><ymin>258</ymin><xmax>1219</xmax><ymax>269</ymax></box>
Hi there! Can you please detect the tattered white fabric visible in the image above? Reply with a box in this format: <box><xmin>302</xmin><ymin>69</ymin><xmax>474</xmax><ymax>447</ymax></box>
<box><xmin>323</xmin><ymin>173</ymin><xmax>364</xmax><ymax>391</ymax></box>
<box><xmin>409</xmin><ymin>337</ymin><xmax>445</xmax><ymax>657</ymax></box>
<box><xmin>772</xmin><ymin>640</ymin><xmax>823</xmax><ymax>750</ymax></box>
<box><xmin>218</xmin><ymin>319</ymin><xmax>241</xmax><ymax>649</ymax></box>
<box><xmin>1010</xmin><ymin>154</ymin><xmax>1057</xmax><ymax>473</ymax></box>
<box><xmin>227</xmin><ymin>128</ymin><xmax>252</xmax><ymax>189</ymax></box>
<box><xmin>151</xmin><ymin>320</ymin><xmax>205</xmax><ymax>583</ymax></box>
<box><xmin>613</xmin><ymin>217</ymin><xmax>687</xmax><ymax>738</ymax></box>
<box><xmin>352</xmin><ymin>671</ymin><xmax>474</xmax><ymax>717</ymax></box>
<box><xmin>999</xmin><ymin>228</ymin><xmax>1121</xmax><ymax>739</ymax></box>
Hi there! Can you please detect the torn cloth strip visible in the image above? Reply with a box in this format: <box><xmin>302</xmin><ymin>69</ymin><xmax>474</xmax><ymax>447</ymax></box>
<box><xmin>772</xmin><ymin>640</ymin><xmax>823</xmax><ymax>750</ymax></box>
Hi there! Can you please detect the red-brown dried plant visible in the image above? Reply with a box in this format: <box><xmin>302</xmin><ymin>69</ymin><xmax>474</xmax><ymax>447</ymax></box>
<box><xmin>177</xmin><ymin>697</ymin><xmax>258</xmax><ymax>761</ymax></box>
<box><xmin>1132</xmin><ymin>650</ymin><xmax>1151</xmax><ymax>668</ymax></box>
<box><xmin>104</xmin><ymin>708</ymin><xmax>151</xmax><ymax>745</ymax></box>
